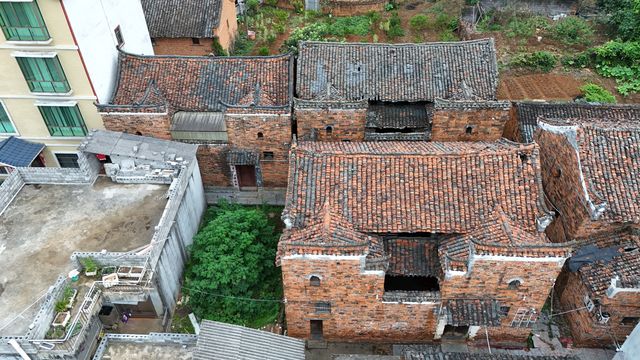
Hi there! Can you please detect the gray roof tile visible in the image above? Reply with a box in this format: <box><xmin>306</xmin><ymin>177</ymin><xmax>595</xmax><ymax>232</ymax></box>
<box><xmin>0</xmin><ymin>136</ymin><xmax>44</xmax><ymax>167</ymax></box>
<box><xmin>141</xmin><ymin>0</ymin><xmax>222</xmax><ymax>38</ymax></box>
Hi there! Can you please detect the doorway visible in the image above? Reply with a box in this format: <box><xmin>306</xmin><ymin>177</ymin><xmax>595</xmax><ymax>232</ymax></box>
<box><xmin>235</xmin><ymin>165</ymin><xmax>257</xmax><ymax>189</ymax></box>
<box><xmin>441</xmin><ymin>325</ymin><xmax>469</xmax><ymax>340</ymax></box>
<box><xmin>310</xmin><ymin>320</ymin><xmax>323</xmax><ymax>340</ymax></box>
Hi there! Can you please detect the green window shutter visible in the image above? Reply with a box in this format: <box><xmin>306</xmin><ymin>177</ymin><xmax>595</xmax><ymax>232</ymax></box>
<box><xmin>39</xmin><ymin>105</ymin><xmax>87</xmax><ymax>137</ymax></box>
<box><xmin>0</xmin><ymin>104</ymin><xmax>15</xmax><ymax>133</ymax></box>
<box><xmin>0</xmin><ymin>1</ymin><xmax>49</xmax><ymax>41</ymax></box>
<box><xmin>16</xmin><ymin>57</ymin><xmax>70</xmax><ymax>93</ymax></box>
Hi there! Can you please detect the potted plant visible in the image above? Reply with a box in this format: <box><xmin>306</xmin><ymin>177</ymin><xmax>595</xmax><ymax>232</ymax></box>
<box><xmin>80</xmin><ymin>257</ymin><xmax>98</xmax><ymax>277</ymax></box>
<box><xmin>52</xmin><ymin>311</ymin><xmax>71</xmax><ymax>327</ymax></box>
<box><xmin>63</xmin><ymin>287</ymin><xmax>78</xmax><ymax>310</ymax></box>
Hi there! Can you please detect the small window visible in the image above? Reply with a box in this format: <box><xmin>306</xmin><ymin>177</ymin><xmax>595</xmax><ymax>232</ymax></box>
<box><xmin>465</xmin><ymin>125</ymin><xmax>474</xmax><ymax>135</ymax></box>
<box><xmin>263</xmin><ymin>151</ymin><xmax>274</xmax><ymax>160</ymax></box>
<box><xmin>192</xmin><ymin>38</ymin><xmax>200</xmax><ymax>45</ymax></box>
<box><xmin>499</xmin><ymin>306</ymin><xmax>511</xmax><ymax>316</ymax></box>
<box><xmin>325</xmin><ymin>126</ymin><xmax>333</xmax><ymax>135</ymax></box>
<box><xmin>135</xmin><ymin>131</ymin><xmax>142</xmax><ymax>136</ymax></box>
<box><xmin>622</xmin><ymin>317</ymin><xmax>639</xmax><ymax>326</ymax></box>
<box><xmin>553</xmin><ymin>167</ymin><xmax>562</xmax><ymax>178</ymax></box>
<box><xmin>150</xmin><ymin>37</ymin><xmax>157</xmax><ymax>45</ymax></box>
<box><xmin>315</xmin><ymin>302</ymin><xmax>331</xmax><ymax>314</ymax></box>
<box><xmin>55</xmin><ymin>153</ymin><xmax>79</xmax><ymax>168</ymax></box>
<box><xmin>114</xmin><ymin>26</ymin><xmax>124</xmax><ymax>48</ymax></box>
<box><xmin>508</xmin><ymin>279</ymin><xmax>522</xmax><ymax>290</ymax></box>
<box><xmin>257</xmin><ymin>132</ymin><xmax>264</xmax><ymax>139</ymax></box>
<box><xmin>520</xmin><ymin>154</ymin><xmax>528</xmax><ymax>162</ymax></box>
<box><xmin>309</xmin><ymin>276</ymin><xmax>321</xmax><ymax>287</ymax></box>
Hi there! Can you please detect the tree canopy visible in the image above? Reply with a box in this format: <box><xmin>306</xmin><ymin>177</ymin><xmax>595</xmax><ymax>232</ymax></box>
<box><xmin>185</xmin><ymin>204</ymin><xmax>282</xmax><ymax>327</ymax></box>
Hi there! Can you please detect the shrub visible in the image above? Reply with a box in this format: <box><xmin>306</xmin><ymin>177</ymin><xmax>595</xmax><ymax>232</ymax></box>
<box><xmin>384</xmin><ymin>2</ymin><xmax>396</xmax><ymax>11</ymax></box>
<box><xmin>592</xmin><ymin>41</ymin><xmax>640</xmax><ymax>95</ymax></box>
<box><xmin>291</xmin><ymin>0</ymin><xmax>304</xmax><ymax>13</ymax></box>
<box><xmin>434</xmin><ymin>13</ymin><xmax>457</xmax><ymax>31</ymax></box>
<box><xmin>561</xmin><ymin>51</ymin><xmax>592</xmax><ymax>68</ymax></box>
<box><xmin>410</xmin><ymin>14</ymin><xmax>429</xmax><ymax>32</ymax></box>
<box><xmin>231</xmin><ymin>33</ymin><xmax>255</xmax><ymax>56</ymax></box>
<box><xmin>283</xmin><ymin>22</ymin><xmax>329</xmax><ymax>53</ymax></box>
<box><xmin>263</xmin><ymin>0</ymin><xmax>278</xmax><ymax>6</ymax></box>
<box><xmin>439</xmin><ymin>31</ymin><xmax>458</xmax><ymax>42</ymax></box>
<box><xmin>579</xmin><ymin>84</ymin><xmax>617</xmax><ymax>103</ymax></box>
<box><xmin>386</xmin><ymin>12</ymin><xmax>405</xmax><ymax>38</ymax></box>
<box><xmin>551</xmin><ymin>16</ymin><xmax>594</xmax><ymax>46</ymax></box>
<box><xmin>246</xmin><ymin>0</ymin><xmax>260</xmax><ymax>15</ymax></box>
<box><xmin>510</xmin><ymin>51</ymin><xmax>558</xmax><ymax>72</ymax></box>
<box><xmin>329</xmin><ymin>16</ymin><xmax>372</xmax><ymax>37</ymax></box>
<box><xmin>597</xmin><ymin>0</ymin><xmax>640</xmax><ymax>41</ymax></box>
<box><xmin>185</xmin><ymin>203</ymin><xmax>282</xmax><ymax>327</ymax></box>
<box><xmin>258</xmin><ymin>46</ymin><xmax>270</xmax><ymax>56</ymax></box>
<box><xmin>212</xmin><ymin>37</ymin><xmax>228</xmax><ymax>56</ymax></box>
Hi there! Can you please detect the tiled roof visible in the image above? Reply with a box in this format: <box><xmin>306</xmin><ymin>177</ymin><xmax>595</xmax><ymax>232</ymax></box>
<box><xmin>279</xmin><ymin>203</ymin><xmax>374</xmax><ymax>258</ymax></box>
<box><xmin>538</xmin><ymin>119</ymin><xmax>640</xmax><ymax>224</ymax></box>
<box><xmin>515</xmin><ymin>102</ymin><xmax>640</xmax><ymax>143</ymax></box>
<box><xmin>443</xmin><ymin>299</ymin><xmax>503</xmax><ymax>326</ymax></box>
<box><xmin>104</xmin><ymin>52</ymin><xmax>292</xmax><ymax>112</ymax></box>
<box><xmin>0</xmin><ymin>136</ymin><xmax>45</xmax><ymax>167</ymax></box>
<box><xmin>285</xmin><ymin>140</ymin><xmax>552</xmax><ymax>234</ymax></box>
<box><xmin>404</xmin><ymin>347</ymin><xmax>577</xmax><ymax>360</ymax></box>
<box><xmin>141</xmin><ymin>0</ymin><xmax>222</xmax><ymax>38</ymax></box>
<box><xmin>296</xmin><ymin>39</ymin><xmax>499</xmax><ymax>102</ymax></box>
<box><xmin>195</xmin><ymin>320</ymin><xmax>305</xmax><ymax>360</ymax></box>
<box><xmin>366</xmin><ymin>103</ymin><xmax>433</xmax><ymax>129</ymax></box>
<box><xmin>573</xmin><ymin>230</ymin><xmax>640</xmax><ymax>297</ymax></box>
<box><xmin>386</xmin><ymin>238</ymin><xmax>440</xmax><ymax>277</ymax></box>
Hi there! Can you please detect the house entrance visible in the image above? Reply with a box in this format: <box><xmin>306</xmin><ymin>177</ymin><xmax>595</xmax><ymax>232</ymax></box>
<box><xmin>441</xmin><ymin>325</ymin><xmax>469</xmax><ymax>340</ymax></box>
<box><xmin>235</xmin><ymin>165</ymin><xmax>257</xmax><ymax>189</ymax></box>
<box><xmin>310</xmin><ymin>320</ymin><xmax>323</xmax><ymax>340</ymax></box>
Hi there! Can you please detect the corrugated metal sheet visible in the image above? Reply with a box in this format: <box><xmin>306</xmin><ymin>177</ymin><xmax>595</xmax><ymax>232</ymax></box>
<box><xmin>171</xmin><ymin>112</ymin><xmax>226</xmax><ymax>132</ymax></box>
<box><xmin>194</xmin><ymin>320</ymin><xmax>305</xmax><ymax>360</ymax></box>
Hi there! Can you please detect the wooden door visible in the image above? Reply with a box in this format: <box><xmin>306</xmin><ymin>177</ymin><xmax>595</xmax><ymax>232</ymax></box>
<box><xmin>310</xmin><ymin>320</ymin><xmax>323</xmax><ymax>340</ymax></box>
<box><xmin>236</xmin><ymin>165</ymin><xmax>257</xmax><ymax>189</ymax></box>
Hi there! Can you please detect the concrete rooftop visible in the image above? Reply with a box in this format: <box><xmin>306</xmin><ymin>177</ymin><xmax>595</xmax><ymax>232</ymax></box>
<box><xmin>0</xmin><ymin>178</ymin><xmax>168</xmax><ymax>336</ymax></box>
<box><xmin>100</xmin><ymin>342</ymin><xmax>193</xmax><ymax>360</ymax></box>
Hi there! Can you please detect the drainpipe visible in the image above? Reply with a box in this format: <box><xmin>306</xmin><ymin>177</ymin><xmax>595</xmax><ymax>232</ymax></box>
<box><xmin>8</xmin><ymin>339</ymin><xmax>32</xmax><ymax>360</ymax></box>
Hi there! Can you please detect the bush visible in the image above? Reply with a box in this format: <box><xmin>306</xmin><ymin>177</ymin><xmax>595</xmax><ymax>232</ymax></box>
<box><xmin>258</xmin><ymin>46</ymin><xmax>270</xmax><ymax>56</ymax></box>
<box><xmin>410</xmin><ymin>14</ymin><xmax>429</xmax><ymax>32</ymax></box>
<box><xmin>185</xmin><ymin>203</ymin><xmax>282</xmax><ymax>327</ymax></box>
<box><xmin>263</xmin><ymin>0</ymin><xmax>278</xmax><ymax>6</ymax></box>
<box><xmin>579</xmin><ymin>84</ymin><xmax>617</xmax><ymax>103</ymax></box>
<box><xmin>329</xmin><ymin>16</ymin><xmax>372</xmax><ymax>37</ymax></box>
<box><xmin>384</xmin><ymin>2</ymin><xmax>396</xmax><ymax>11</ymax></box>
<box><xmin>212</xmin><ymin>37</ymin><xmax>228</xmax><ymax>56</ymax></box>
<box><xmin>510</xmin><ymin>51</ymin><xmax>558</xmax><ymax>72</ymax></box>
<box><xmin>561</xmin><ymin>51</ymin><xmax>592</xmax><ymax>68</ymax></box>
<box><xmin>386</xmin><ymin>12</ymin><xmax>405</xmax><ymax>38</ymax></box>
<box><xmin>246</xmin><ymin>0</ymin><xmax>260</xmax><ymax>15</ymax></box>
<box><xmin>597</xmin><ymin>0</ymin><xmax>640</xmax><ymax>41</ymax></box>
<box><xmin>439</xmin><ymin>31</ymin><xmax>458</xmax><ymax>42</ymax></box>
<box><xmin>592</xmin><ymin>40</ymin><xmax>640</xmax><ymax>95</ymax></box>
<box><xmin>282</xmin><ymin>22</ymin><xmax>330</xmax><ymax>53</ymax></box>
<box><xmin>231</xmin><ymin>33</ymin><xmax>255</xmax><ymax>56</ymax></box>
<box><xmin>506</xmin><ymin>16</ymin><xmax>549</xmax><ymax>38</ymax></box>
<box><xmin>434</xmin><ymin>13</ymin><xmax>457</xmax><ymax>32</ymax></box>
<box><xmin>551</xmin><ymin>16</ymin><xmax>594</xmax><ymax>46</ymax></box>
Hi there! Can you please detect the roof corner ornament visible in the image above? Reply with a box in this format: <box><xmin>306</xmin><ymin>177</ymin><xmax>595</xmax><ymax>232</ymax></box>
<box><xmin>536</xmin><ymin>214</ymin><xmax>554</xmax><ymax>232</ymax></box>
<box><xmin>282</xmin><ymin>212</ymin><xmax>293</xmax><ymax>229</ymax></box>
<box><xmin>606</xmin><ymin>276</ymin><xmax>620</xmax><ymax>298</ymax></box>
<box><xmin>590</xmin><ymin>202</ymin><xmax>607</xmax><ymax>220</ymax></box>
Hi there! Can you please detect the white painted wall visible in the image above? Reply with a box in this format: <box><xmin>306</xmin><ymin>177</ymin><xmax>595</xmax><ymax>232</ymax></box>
<box><xmin>614</xmin><ymin>323</ymin><xmax>640</xmax><ymax>359</ymax></box>
<box><xmin>63</xmin><ymin>0</ymin><xmax>154</xmax><ymax>104</ymax></box>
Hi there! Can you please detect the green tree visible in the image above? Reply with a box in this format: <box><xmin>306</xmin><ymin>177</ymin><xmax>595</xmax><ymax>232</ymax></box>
<box><xmin>185</xmin><ymin>204</ymin><xmax>282</xmax><ymax>327</ymax></box>
<box><xmin>598</xmin><ymin>0</ymin><xmax>640</xmax><ymax>41</ymax></box>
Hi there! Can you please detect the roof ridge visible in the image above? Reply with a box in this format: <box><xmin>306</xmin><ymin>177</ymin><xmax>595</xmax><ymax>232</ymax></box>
<box><xmin>300</xmin><ymin>38</ymin><xmax>494</xmax><ymax>47</ymax></box>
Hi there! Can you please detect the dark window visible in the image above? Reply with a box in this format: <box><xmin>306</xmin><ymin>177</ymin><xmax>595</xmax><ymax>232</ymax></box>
<box><xmin>257</xmin><ymin>132</ymin><xmax>263</xmax><ymax>139</ymax></box>
<box><xmin>192</xmin><ymin>37</ymin><xmax>200</xmax><ymax>45</ymax></box>
<box><xmin>0</xmin><ymin>1</ymin><xmax>50</xmax><ymax>41</ymax></box>
<box><xmin>150</xmin><ymin>37</ymin><xmax>157</xmax><ymax>45</ymax></box>
<box><xmin>55</xmin><ymin>153</ymin><xmax>79</xmax><ymax>168</ymax></box>
<box><xmin>263</xmin><ymin>151</ymin><xmax>274</xmax><ymax>160</ymax></box>
<box><xmin>520</xmin><ymin>154</ymin><xmax>528</xmax><ymax>162</ymax></box>
<box><xmin>325</xmin><ymin>125</ymin><xmax>333</xmax><ymax>135</ymax></box>
<box><xmin>508</xmin><ymin>280</ymin><xmax>522</xmax><ymax>290</ymax></box>
<box><xmin>622</xmin><ymin>317</ymin><xmax>639</xmax><ymax>326</ymax></box>
<box><xmin>309</xmin><ymin>276</ymin><xmax>321</xmax><ymax>287</ymax></box>
<box><xmin>315</xmin><ymin>302</ymin><xmax>331</xmax><ymax>314</ymax></box>
<box><xmin>135</xmin><ymin>131</ymin><xmax>142</xmax><ymax>136</ymax></box>
<box><xmin>442</xmin><ymin>325</ymin><xmax>469</xmax><ymax>339</ymax></box>
<box><xmin>114</xmin><ymin>26</ymin><xmax>124</xmax><ymax>48</ymax></box>
<box><xmin>499</xmin><ymin>306</ymin><xmax>511</xmax><ymax>317</ymax></box>
<box><xmin>465</xmin><ymin>125</ymin><xmax>474</xmax><ymax>135</ymax></box>
<box><xmin>384</xmin><ymin>275</ymin><xmax>440</xmax><ymax>292</ymax></box>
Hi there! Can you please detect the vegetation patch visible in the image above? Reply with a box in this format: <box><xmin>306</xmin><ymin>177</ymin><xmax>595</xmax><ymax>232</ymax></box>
<box><xmin>509</xmin><ymin>51</ymin><xmax>558</xmax><ymax>73</ymax></box>
<box><xmin>579</xmin><ymin>83</ymin><xmax>617</xmax><ymax>103</ymax></box>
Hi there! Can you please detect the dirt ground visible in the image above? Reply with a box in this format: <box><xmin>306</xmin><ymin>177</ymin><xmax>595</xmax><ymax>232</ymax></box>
<box><xmin>0</xmin><ymin>178</ymin><xmax>168</xmax><ymax>336</ymax></box>
<box><xmin>498</xmin><ymin>73</ymin><xmax>584</xmax><ymax>101</ymax></box>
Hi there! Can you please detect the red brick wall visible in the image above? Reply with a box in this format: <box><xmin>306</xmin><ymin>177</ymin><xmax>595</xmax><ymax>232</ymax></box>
<box><xmin>503</xmin><ymin>106</ymin><xmax>521</xmax><ymax>142</ymax></box>
<box><xmin>197</xmin><ymin>145</ymin><xmax>232</xmax><ymax>187</ymax></box>
<box><xmin>101</xmin><ymin>113</ymin><xmax>172</xmax><ymax>140</ymax></box>
<box><xmin>281</xmin><ymin>257</ymin><xmax>439</xmax><ymax>342</ymax></box>
<box><xmin>277</xmin><ymin>0</ymin><xmax>384</xmax><ymax>15</ymax></box>
<box><xmin>152</xmin><ymin>38</ymin><xmax>214</xmax><ymax>56</ymax></box>
<box><xmin>225</xmin><ymin>114</ymin><xmax>292</xmax><ymax>188</ymax></box>
<box><xmin>556</xmin><ymin>270</ymin><xmax>640</xmax><ymax>347</ymax></box>
<box><xmin>431</xmin><ymin>106</ymin><xmax>511</xmax><ymax>142</ymax></box>
<box><xmin>295</xmin><ymin>107</ymin><xmax>366</xmax><ymax>141</ymax></box>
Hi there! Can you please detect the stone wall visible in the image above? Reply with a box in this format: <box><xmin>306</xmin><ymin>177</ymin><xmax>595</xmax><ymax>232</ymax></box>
<box><xmin>295</xmin><ymin>106</ymin><xmax>367</xmax><ymax>142</ymax></box>
<box><xmin>101</xmin><ymin>113</ymin><xmax>172</xmax><ymax>140</ymax></box>
<box><xmin>555</xmin><ymin>269</ymin><xmax>640</xmax><ymax>348</ymax></box>
<box><xmin>0</xmin><ymin>171</ymin><xmax>25</xmax><ymax>216</ymax></box>
<box><xmin>430</xmin><ymin>101</ymin><xmax>511</xmax><ymax>142</ymax></box>
<box><xmin>281</xmin><ymin>257</ymin><xmax>440</xmax><ymax>342</ymax></box>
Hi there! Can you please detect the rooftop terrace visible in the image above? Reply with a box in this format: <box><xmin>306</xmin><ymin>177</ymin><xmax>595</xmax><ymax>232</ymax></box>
<box><xmin>0</xmin><ymin>178</ymin><xmax>168</xmax><ymax>336</ymax></box>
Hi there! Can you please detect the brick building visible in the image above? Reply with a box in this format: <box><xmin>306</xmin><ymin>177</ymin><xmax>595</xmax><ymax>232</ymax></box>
<box><xmin>97</xmin><ymin>52</ymin><xmax>293</xmax><ymax>190</ymax></box>
<box><xmin>141</xmin><ymin>0</ymin><xmax>238</xmax><ymax>54</ymax></box>
<box><xmin>535</xmin><ymin>118</ymin><xmax>640</xmax><ymax>347</ymax></box>
<box><xmin>506</xmin><ymin>102</ymin><xmax>640</xmax><ymax>143</ymax></box>
<box><xmin>293</xmin><ymin>39</ymin><xmax>511</xmax><ymax>143</ymax></box>
<box><xmin>277</xmin><ymin>140</ymin><xmax>573</xmax><ymax>346</ymax></box>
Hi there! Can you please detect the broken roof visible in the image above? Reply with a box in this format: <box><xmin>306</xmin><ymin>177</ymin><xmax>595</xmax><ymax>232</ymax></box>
<box><xmin>443</xmin><ymin>299</ymin><xmax>503</xmax><ymax>327</ymax></box>
<box><xmin>141</xmin><ymin>0</ymin><xmax>223</xmax><ymax>38</ymax></box>
<box><xmin>537</xmin><ymin>118</ymin><xmax>640</xmax><ymax>225</ymax></box>
<box><xmin>284</xmin><ymin>140</ymin><xmax>552</xmax><ymax>234</ymax></box>
<box><xmin>516</xmin><ymin>102</ymin><xmax>640</xmax><ymax>143</ymax></box>
<box><xmin>0</xmin><ymin>136</ymin><xmax>44</xmax><ymax>167</ymax></box>
<box><xmin>386</xmin><ymin>238</ymin><xmax>441</xmax><ymax>277</ymax></box>
<box><xmin>296</xmin><ymin>39</ymin><xmax>499</xmax><ymax>102</ymax></box>
<box><xmin>102</xmin><ymin>52</ymin><xmax>292</xmax><ymax>112</ymax></box>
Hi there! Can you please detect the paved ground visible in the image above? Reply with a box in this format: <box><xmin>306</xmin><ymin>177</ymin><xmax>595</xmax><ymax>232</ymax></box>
<box><xmin>110</xmin><ymin>318</ymin><xmax>166</xmax><ymax>334</ymax></box>
<box><xmin>101</xmin><ymin>342</ymin><xmax>193</xmax><ymax>360</ymax></box>
<box><xmin>0</xmin><ymin>178</ymin><xmax>168</xmax><ymax>336</ymax></box>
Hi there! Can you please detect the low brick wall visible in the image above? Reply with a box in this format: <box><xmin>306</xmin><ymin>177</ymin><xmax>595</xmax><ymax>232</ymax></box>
<box><xmin>17</xmin><ymin>152</ymin><xmax>99</xmax><ymax>185</ymax></box>
<box><xmin>0</xmin><ymin>171</ymin><xmax>25</xmax><ymax>217</ymax></box>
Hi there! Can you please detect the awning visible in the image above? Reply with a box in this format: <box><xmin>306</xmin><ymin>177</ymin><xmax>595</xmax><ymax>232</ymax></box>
<box><xmin>443</xmin><ymin>299</ymin><xmax>503</xmax><ymax>327</ymax></box>
<box><xmin>170</xmin><ymin>112</ymin><xmax>227</xmax><ymax>142</ymax></box>
<box><xmin>0</xmin><ymin>136</ymin><xmax>45</xmax><ymax>167</ymax></box>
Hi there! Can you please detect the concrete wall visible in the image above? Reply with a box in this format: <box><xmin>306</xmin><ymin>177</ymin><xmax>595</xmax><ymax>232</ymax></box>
<box><xmin>63</xmin><ymin>0</ymin><xmax>154</xmax><ymax>103</ymax></box>
<box><xmin>615</xmin><ymin>322</ymin><xmax>640</xmax><ymax>359</ymax></box>
<box><xmin>92</xmin><ymin>333</ymin><xmax>197</xmax><ymax>360</ymax></box>
<box><xmin>17</xmin><ymin>151</ymin><xmax>99</xmax><ymax>185</ymax></box>
<box><xmin>0</xmin><ymin>171</ymin><xmax>25</xmax><ymax>216</ymax></box>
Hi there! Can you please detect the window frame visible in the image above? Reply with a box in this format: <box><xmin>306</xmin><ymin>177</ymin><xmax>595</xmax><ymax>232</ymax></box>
<box><xmin>54</xmin><ymin>152</ymin><xmax>80</xmax><ymax>168</ymax></box>
<box><xmin>0</xmin><ymin>0</ymin><xmax>50</xmax><ymax>42</ymax></box>
<box><xmin>38</xmin><ymin>105</ymin><xmax>88</xmax><ymax>137</ymax></box>
<box><xmin>114</xmin><ymin>25</ymin><xmax>124</xmax><ymax>48</ymax></box>
<box><xmin>16</xmin><ymin>56</ymin><xmax>71</xmax><ymax>94</ymax></box>
<box><xmin>0</xmin><ymin>101</ymin><xmax>18</xmax><ymax>135</ymax></box>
